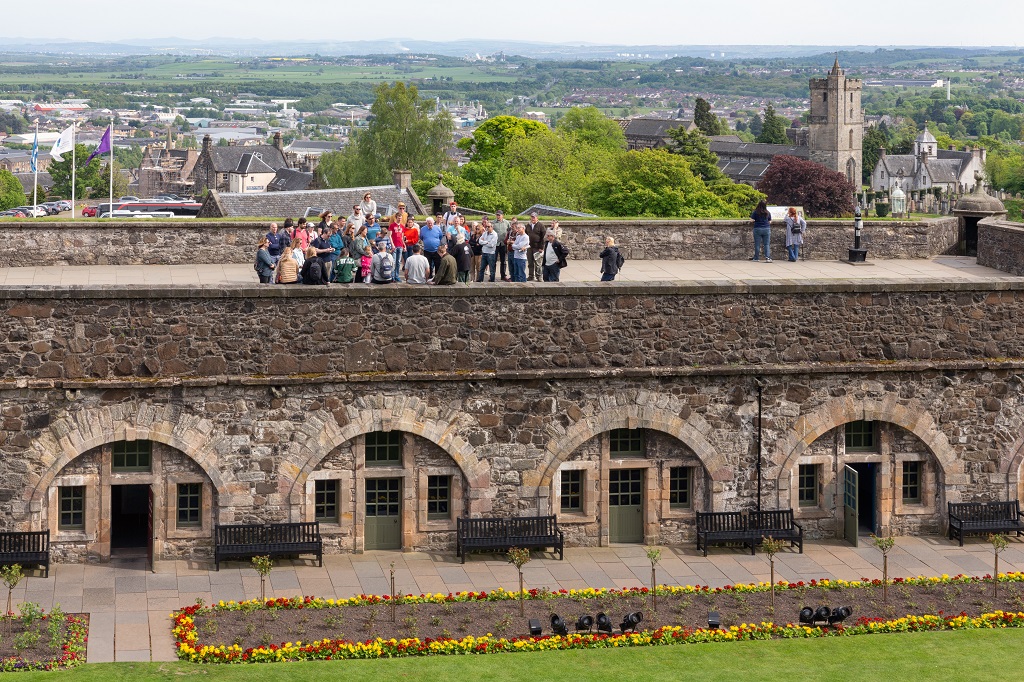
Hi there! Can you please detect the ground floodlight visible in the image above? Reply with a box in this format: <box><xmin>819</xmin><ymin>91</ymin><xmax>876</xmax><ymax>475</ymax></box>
<box><xmin>575</xmin><ymin>615</ymin><xmax>594</xmax><ymax>632</ymax></box>
<box><xmin>828</xmin><ymin>606</ymin><xmax>852</xmax><ymax>625</ymax></box>
<box><xmin>814</xmin><ymin>606</ymin><xmax>831</xmax><ymax>624</ymax></box>
<box><xmin>619</xmin><ymin>611</ymin><xmax>643</xmax><ymax>634</ymax></box>
<box><xmin>707</xmin><ymin>611</ymin><xmax>721</xmax><ymax>629</ymax></box>
<box><xmin>528</xmin><ymin>618</ymin><xmax>542</xmax><ymax>636</ymax></box>
<box><xmin>551</xmin><ymin>613</ymin><xmax>568</xmax><ymax>636</ymax></box>
<box><xmin>596</xmin><ymin>612</ymin><xmax>613</xmax><ymax>634</ymax></box>
<box><xmin>799</xmin><ymin>606</ymin><xmax>815</xmax><ymax>625</ymax></box>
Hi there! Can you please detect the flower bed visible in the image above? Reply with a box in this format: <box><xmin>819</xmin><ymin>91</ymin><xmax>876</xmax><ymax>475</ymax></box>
<box><xmin>0</xmin><ymin>607</ymin><xmax>88</xmax><ymax>672</ymax></box>
<box><xmin>173</xmin><ymin>572</ymin><xmax>1024</xmax><ymax>664</ymax></box>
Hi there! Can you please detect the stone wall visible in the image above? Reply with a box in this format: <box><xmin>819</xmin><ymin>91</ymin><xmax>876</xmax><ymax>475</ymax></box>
<box><xmin>978</xmin><ymin>217</ymin><xmax>1024</xmax><ymax>276</ymax></box>
<box><xmin>2</xmin><ymin>280</ymin><xmax>1023</xmax><ymax>559</ymax></box>
<box><xmin>0</xmin><ymin>217</ymin><xmax>959</xmax><ymax>267</ymax></box>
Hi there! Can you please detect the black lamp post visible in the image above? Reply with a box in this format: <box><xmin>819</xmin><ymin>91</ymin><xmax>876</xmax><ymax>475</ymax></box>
<box><xmin>848</xmin><ymin>206</ymin><xmax>867</xmax><ymax>262</ymax></box>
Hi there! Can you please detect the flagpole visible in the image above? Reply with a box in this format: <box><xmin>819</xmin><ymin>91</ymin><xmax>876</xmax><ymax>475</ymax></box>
<box><xmin>71</xmin><ymin>122</ymin><xmax>76</xmax><ymax>215</ymax></box>
<box><xmin>32</xmin><ymin>120</ymin><xmax>38</xmax><ymax>209</ymax></box>
<box><xmin>108</xmin><ymin>119</ymin><xmax>113</xmax><ymax>212</ymax></box>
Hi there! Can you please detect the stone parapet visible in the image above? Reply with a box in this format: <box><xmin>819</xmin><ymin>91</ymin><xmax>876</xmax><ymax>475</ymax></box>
<box><xmin>0</xmin><ymin>217</ymin><xmax>959</xmax><ymax>266</ymax></box>
<box><xmin>978</xmin><ymin>217</ymin><xmax>1024</xmax><ymax>277</ymax></box>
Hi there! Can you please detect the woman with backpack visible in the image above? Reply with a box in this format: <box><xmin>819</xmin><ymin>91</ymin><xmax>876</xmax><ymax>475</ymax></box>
<box><xmin>255</xmin><ymin>237</ymin><xmax>276</xmax><ymax>284</ymax></box>
<box><xmin>784</xmin><ymin>206</ymin><xmax>807</xmax><ymax>262</ymax></box>
<box><xmin>599</xmin><ymin>236</ymin><xmax>622</xmax><ymax>282</ymax></box>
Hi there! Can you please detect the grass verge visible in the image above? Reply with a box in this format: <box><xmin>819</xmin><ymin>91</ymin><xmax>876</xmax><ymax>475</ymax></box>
<box><xmin>13</xmin><ymin>628</ymin><xmax>1024</xmax><ymax>682</ymax></box>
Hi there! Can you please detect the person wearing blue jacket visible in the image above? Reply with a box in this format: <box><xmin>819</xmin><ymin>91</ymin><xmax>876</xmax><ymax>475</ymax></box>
<box><xmin>750</xmin><ymin>200</ymin><xmax>773</xmax><ymax>262</ymax></box>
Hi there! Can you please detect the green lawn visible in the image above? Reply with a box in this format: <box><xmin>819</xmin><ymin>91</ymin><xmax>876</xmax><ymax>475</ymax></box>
<box><xmin>17</xmin><ymin>629</ymin><xmax>1024</xmax><ymax>682</ymax></box>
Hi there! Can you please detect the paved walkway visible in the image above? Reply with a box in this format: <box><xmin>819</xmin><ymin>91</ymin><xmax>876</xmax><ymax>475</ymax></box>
<box><xmin>10</xmin><ymin>535</ymin><xmax>1024</xmax><ymax>663</ymax></box>
<box><xmin>0</xmin><ymin>256</ymin><xmax>1016</xmax><ymax>287</ymax></box>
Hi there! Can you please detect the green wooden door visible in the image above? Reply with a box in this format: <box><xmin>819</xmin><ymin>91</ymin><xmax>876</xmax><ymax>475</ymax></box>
<box><xmin>843</xmin><ymin>465</ymin><xmax>859</xmax><ymax>548</ymax></box>
<box><xmin>609</xmin><ymin>469</ymin><xmax>644</xmax><ymax>543</ymax></box>
<box><xmin>365</xmin><ymin>478</ymin><xmax>402</xmax><ymax>550</ymax></box>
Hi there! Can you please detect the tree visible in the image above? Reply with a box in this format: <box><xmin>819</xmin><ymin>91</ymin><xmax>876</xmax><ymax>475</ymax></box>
<box><xmin>758</xmin><ymin>155</ymin><xmax>856</xmax><ymax>218</ymax></box>
<box><xmin>314</xmin><ymin>145</ymin><xmax>360</xmax><ymax>190</ymax></box>
<box><xmin>0</xmin><ymin>169</ymin><xmax>25</xmax><ymax>210</ymax></box>
<box><xmin>114</xmin><ymin>143</ymin><xmax>144</xmax><ymax>171</ymax></box>
<box><xmin>557</xmin><ymin>106</ymin><xmax>626</xmax><ymax>152</ymax></box>
<box><xmin>356</xmin><ymin>81</ymin><xmax>454</xmax><ymax>185</ymax></box>
<box><xmin>862</xmin><ymin>125</ymin><xmax>890</xmax><ymax>184</ymax></box>
<box><xmin>412</xmin><ymin>172</ymin><xmax>511</xmax><ymax>214</ymax></box>
<box><xmin>99</xmin><ymin>160</ymin><xmax>129</xmax><ymax>200</ymax></box>
<box><xmin>749</xmin><ymin>113</ymin><xmax>764</xmax><ymax>137</ymax></box>
<box><xmin>667</xmin><ymin>126</ymin><xmax>726</xmax><ymax>183</ymax></box>
<box><xmin>693</xmin><ymin>97</ymin><xmax>722</xmax><ymax>136</ymax></box>
<box><xmin>458</xmin><ymin>115</ymin><xmax>551</xmax><ymax>164</ymax></box>
<box><xmin>47</xmin><ymin>143</ymin><xmax>104</xmax><ymax>201</ymax></box>
<box><xmin>756</xmin><ymin>104</ymin><xmax>788</xmax><ymax>144</ymax></box>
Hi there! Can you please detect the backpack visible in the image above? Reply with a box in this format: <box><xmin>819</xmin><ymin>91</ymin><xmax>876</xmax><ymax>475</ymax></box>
<box><xmin>615</xmin><ymin>251</ymin><xmax>625</xmax><ymax>269</ymax></box>
<box><xmin>379</xmin><ymin>252</ymin><xmax>394</xmax><ymax>280</ymax></box>
<box><xmin>306</xmin><ymin>258</ymin><xmax>325</xmax><ymax>285</ymax></box>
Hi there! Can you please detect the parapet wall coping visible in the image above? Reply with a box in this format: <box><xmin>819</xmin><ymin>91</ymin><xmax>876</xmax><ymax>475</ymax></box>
<box><xmin>1</xmin><ymin>277</ymin><xmax>1022</xmax><ymax>301</ymax></box>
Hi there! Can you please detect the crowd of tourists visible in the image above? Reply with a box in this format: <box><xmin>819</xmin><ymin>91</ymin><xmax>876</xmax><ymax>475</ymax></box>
<box><xmin>255</xmin><ymin>195</ymin><xmax>626</xmax><ymax>286</ymax></box>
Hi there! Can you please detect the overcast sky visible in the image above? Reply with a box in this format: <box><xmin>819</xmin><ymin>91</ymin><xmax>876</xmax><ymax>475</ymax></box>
<box><xmin>44</xmin><ymin>0</ymin><xmax>1022</xmax><ymax>46</ymax></box>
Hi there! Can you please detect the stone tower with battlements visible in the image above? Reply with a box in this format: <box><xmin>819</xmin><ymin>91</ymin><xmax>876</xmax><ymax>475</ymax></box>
<box><xmin>809</xmin><ymin>58</ymin><xmax>862</xmax><ymax>186</ymax></box>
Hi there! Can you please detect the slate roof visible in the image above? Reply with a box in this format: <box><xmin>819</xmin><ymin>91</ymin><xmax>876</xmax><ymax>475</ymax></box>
<box><xmin>232</xmin><ymin>152</ymin><xmax>277</xmax><ymax>175</ymax></box>
<box><xmin>267</xmin><ymin>168</ymin><xmax>315</xmax><ymax>192</ymax></box>
<box><xmin>708</xmin><ymin>140</ymin><xmax>810</xmax><ymax>159</ymax></box>
<box><xmin>198</xmin><ymin>185</ymin><xmax>426</xmax><ymax>219</ymax></box>
<box><xmin>622</xmin><ymin>118</ymin><xmax>694</xmax><ymax>138</ymax></box>
<box><xmin>14</xmin><ymin>172</ymin><xmax>52</xmax><ymax>193</ymax></box>
<box><xmin>516</xmin><ymin>204</ymin><xmax>597</xmax><ymax>218</ymax></box>
<box><xmin>207</xmin><ymin>144</ymin><xmax>286</xmax><ymax>173</ymax></box>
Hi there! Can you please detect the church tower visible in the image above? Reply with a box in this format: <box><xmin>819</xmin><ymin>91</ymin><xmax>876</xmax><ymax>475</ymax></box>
<box><xmin>808</xmin><ymin>59</ymin><xmax>863</xmax><ymax>186</ymax></box>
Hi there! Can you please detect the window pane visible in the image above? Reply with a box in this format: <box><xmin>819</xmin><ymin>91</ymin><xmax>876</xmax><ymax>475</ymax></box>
<box><xmin>902</xmin><ymin>462</ymin><xmax>921</xmax><ymax>504</ymax></box>
<box><xmin>112</xmin><ymin>440</ymin><xmax>153</xmax><ymax>472</ymax></box>
<box><xmin>427</xmin><ymin>475</ymin><xmax>451</xmax><ymax>520</ymax></box>
<box><xmin>59</xmin><ymin>486</ymin><xmax>85</xmax><ymax>530</ymax></box>
<box><xmin>844</xmin><ymin>421</ymin><xmax>877</xmax><ymax>451</ymax></box>
<box><xmin>365</xmin><ymin>431</ymin><xmax>402</xmax><ymax>466</ymax></box>
<box><xmin>560</xmin><ymin>470</ymin><xmax>582</xmax><ymax>512</ymax></box>
<box><xmin>176</xmin><ymin>483</ymin><xmax>202</xmax><ymax>528</ymax></box>
<box><xmin>609</xmin><ymin>429</ymin><xmax>643</xmax><ymax>457</ymax></box>
<box><xmin>669</xmin><ymin>467</ymin><xmax>692</xmax><ymax>509</ymax></box>
<box><xmin>798</xmin><ymin>464</ymin><xmax>818</xmax><ymax>507</ymax></box>
<box><xmin>315</xmin><ymin>480</ymin><xmax>339</xmax><ymax>522</ymax></box>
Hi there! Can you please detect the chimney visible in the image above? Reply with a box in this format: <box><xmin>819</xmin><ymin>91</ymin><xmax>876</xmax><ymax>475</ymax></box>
<box><xmin>948</xmin><ymin>145</ymin><xmax>955</xmax><ymax>151</ymax></box>
<box><xmin>202</xmin><ymin>134</ymin><xmax>212</xmax><ymax>153</ymax></box>
<box><xmin>273</xmin><ymin>131</ymin><xmax>283</xmax><ymax>153</ymax></box>
<box><xmin>392</xmin><ymin>169</ymin><xmax>411</xmax><ymax>190</ymax></box>
<box><xmin>878</xmin><ymin>147</ymin><xmax>886</xmax><ymax>159</ymax></box>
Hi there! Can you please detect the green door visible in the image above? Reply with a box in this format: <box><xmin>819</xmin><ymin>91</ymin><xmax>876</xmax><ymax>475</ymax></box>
<box><xmin>843</xmin><ymin>465</ymin><xmax>859</xmax><ymax>548</ymax></box>
<box><xmin>609</xmin><ymin>469</ymin><xmax>644</xmax><ymax>543</ymax></box>
<box><xmin>365</xmin><ymin>478</ymin><xmax>402</xmax><ymax>550</ymax></box>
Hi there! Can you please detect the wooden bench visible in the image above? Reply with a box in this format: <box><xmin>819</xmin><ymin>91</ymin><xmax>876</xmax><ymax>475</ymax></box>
<box><xmin>0</xmin><ymin>531</ymin><xmax>50</xmax><ymax>578</ymax></box>
<box><xmin>695</xmin><ymin>511</ymin><xmax>755</xmax><ymax>557</ymax></box>
<box><xmin>456</xmin><ymin>516</ymin><xmax>564</xmax><ymax>564</ymax></box>
<box><xmin>214</xmin><ymin>522</ymin><xmax>323</xmax><ymax>570</ymax></box>
<box><xmin>750</xmin><ymin>509</ymin><xmax>804</xmax><ymax>553</ymax></box>
<box><xmin>948</xmin><ymin>501</ymin><xmax>1024</xmax><ymax>547</ymax></box>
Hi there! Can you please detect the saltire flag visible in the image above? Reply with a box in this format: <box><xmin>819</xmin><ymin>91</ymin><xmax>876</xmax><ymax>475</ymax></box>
<box><xmin>85</xmin><ymin>126</ymin><xmax>111</xmax><ymax>166</ymax></box>
<box><xmin>50</xmin><ymin>125</ymin><xmax>75</xmax><ymax>162</ymax></box>
<box><xmin>30</xmin><ymin>130</ymin><xmax>38</xmax><ymax>172</ymax></box>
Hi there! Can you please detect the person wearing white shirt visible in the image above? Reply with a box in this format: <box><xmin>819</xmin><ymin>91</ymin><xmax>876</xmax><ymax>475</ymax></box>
<box><xmin>511</xmin><ymin>224</ymin><xmax>530</xmax><ymax>283</ymax></box>
<box><xmin>359</xmin><ymin>192</ymin><xmax>377</xmax><ymax>220</ymax></box>
<box><xmin>403</xmin><ymin>244</ymin><xmax>431</xmax><ymax>284</ymax></box>
<box><xmin>477</xmin><ymin>221</ymin><xmax>499</xmax><ymax>282</ymax></box>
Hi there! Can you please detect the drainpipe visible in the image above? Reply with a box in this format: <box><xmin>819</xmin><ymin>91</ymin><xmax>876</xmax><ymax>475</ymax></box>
<box><xmin>755</xmin><ymin>377</ymin><xmax>765</xmax><ymax>513</ymax></box>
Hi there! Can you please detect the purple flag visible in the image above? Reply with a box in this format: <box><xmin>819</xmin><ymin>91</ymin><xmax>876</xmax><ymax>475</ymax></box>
<box><xmin>85</xmin><ymin>127</ymin><xmax>111</xmax><ymax>166</ymax></box>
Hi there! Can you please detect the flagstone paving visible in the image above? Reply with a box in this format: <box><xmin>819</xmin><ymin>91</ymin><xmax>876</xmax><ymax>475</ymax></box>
<box><xmin>9</xmin><ymin>535</ymin><xmax>1024</xmax><ymax>664</ymax></box>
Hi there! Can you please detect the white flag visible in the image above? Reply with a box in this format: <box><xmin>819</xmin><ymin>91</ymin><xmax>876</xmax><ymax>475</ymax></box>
<box><xmin>50</xmin><ymin>124</ymin><xmax>75</xmax><ymax>162</ymax></box>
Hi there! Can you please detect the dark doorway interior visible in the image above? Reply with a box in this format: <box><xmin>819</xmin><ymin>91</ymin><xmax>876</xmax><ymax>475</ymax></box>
<box><xmin>111</xmin><ymin>484</ymin><xmax>150</xmax><ymax>549</ymax></box>
<box><xmin>963</xmin><ymin>217</ymin><xmax>979</xmax><ymax>257</ymax></box>
<box><xmin>848</xmin><ymin>463</ymin><xmax>876</xmax><ymax>533</ymax></box>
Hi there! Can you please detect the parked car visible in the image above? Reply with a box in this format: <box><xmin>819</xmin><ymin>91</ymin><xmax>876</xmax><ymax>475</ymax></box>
<box><xmin>56</xmin><ymin>200</ymin><xmax>72</xmax><ymax>212</ymax></box>
<box><xmin>0</xmin><ymin>209</ymin><xmax>27</xmax><ymax>218</ymax></box>
<box><xmin>14</xmin><ymin>206</ymin><xmax>45</xmax><ymax>217</ymax></box>
<box><xmin>81</xmin><ymin>205</ymin><xmax>97</xmax><ymax>217</ymax></box>
<box><xmin>41</xmin><ymin>202</ymin><xmax>61</xmax><ymax>215</ymax></box>
<box><xmin>118</xmin><ymin>196</ymin><xmax>140</xmax><ymax>202</ymax></box>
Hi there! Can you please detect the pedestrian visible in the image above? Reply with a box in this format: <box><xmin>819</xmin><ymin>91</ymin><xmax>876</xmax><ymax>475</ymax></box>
<box><xmin>364</xmin><ymin>213</ymin><xmax>381</xmax><ymax>243</ymax></box>
<box><xmin>420</xmin><ymin>217</ymin><xmax>445</xmax><ymax>273</ymax></box>
<box><xmin>334</xmin><ymin>247</ymin><xmax>356</xmax><ymax>284</ymax></box>
<box><xmin>360</xmin><ymin>192</ymin><xmax>377</xmax><ymax>220</ymax></box>
<box><xmin>511</xmin><ymin>223</ymin><xmax>530</xmax><ymax>282</ymax></box>
<box><xmin>300</xmin><ymin>246</ymin><xmax>329</xmax><ymax>285</ymax></box>
<box><xmin>452</xmin><ymin>233</ymin><xmax>473</xmax><ymax>283</ymax></box>
<box><xmin>360</xmin><ymin>245</ymin><xmax>373</xmax><ymax>283</ymax></box>
<box><xmin>346</xmin><ymin>204</ymin><xmax>365</xmax><ymax>231</ymax></box>
<box><xmin>525</xmin><ymin>212</ymin><xmax>546</xmax><ymax>281</ymax></box>
<box><xmin>311</xmin><ymin>227</ymin><xmax>335</xmax><ymax>281</ymax></box>
<box><xmin>255</xmin><ymin>237</ymin><xmax>275</xmax><ymax>284</ymax></box>
<box><xmin>469</xmin><ymin>221</ymin><xmax>483</xmax><ymax>278</ymax></box>
<box><xmin>541</xmin><ymin>223</ymin><xmax>569</xmax><ymax>282</ymax></box>
<box><xmin>403</xmin><ymin>243</ymin><xmax>431</xmax><ymax>284</ymax></box>
<box><xmin>265</xmin><ymin>222</ymin><xmax>284</xmax><ymax>260</ymax></box>
<box><xmin>478</xmin><ymin>219</ymin><xmax>498</xmax><ymax>282</ymax></box>
<box><xmin>294</xmin><ymin>217</ymin><xmax>311</xmax><ymax>251</ymax></box>
<box><xmin>784</xmin><ymin>206</ymin><xmax>806</xmax><ymax>262</ymax></box>
<box><xmin>492</xmin><ymin>209</ymin><xmax>511</xmax><ymax>281</ymax></box>
<box><xmin>370</xmin><ymin>242</ymin><xmax>396</xmax><ymax>285</ymax></box>
<box><xmin>750</xmin><ymin>199</ymin><xmax>772</xmax><ymax>262</ymax></box>
<box><xmin>316</xmin><ymin>210</ymin><xmax>333</xmax><ymax>234</ymax></box>
<box><xmin>276</xmin><ymin>243</ymin><xmax>299</xmax><ymax>284</ymax></box>
<box><xmin>599</xmin><ymin>236</ymin><xmax>621</xmax><ymax>282</ymax></box>
<box><xmin>431</xmin><ymin>243</ymin><xmax>457</xmax><ymax>285</ymax></box>
<box><xmin>389</xmin><ymin>214</ymin><xmax>407</xmax><ymax>282</ymax></box>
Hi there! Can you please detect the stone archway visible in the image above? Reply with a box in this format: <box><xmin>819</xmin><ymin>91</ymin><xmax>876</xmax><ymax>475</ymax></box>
<box><xmin>26</xmin><ymin>403</ymin><xmax>227</xmax><ymax>530</ymax></box>
<box><xmin>772</xmin><ymin>395</ymin><xmax>959</xmax><ymax>512</ymax></box>
<box><xmin>1001</xmin><ymin>434</ymin><xmax>1024</xmax><ymax>502</ymax></box>
<box><xmin>532</xmin><ymin>394</ymin><xmax>728</xmax><ymax>502</ymax></box>
<box><xmin>284</xmin><ymin>395</ymin><xmax>489</xmax><ymax>514</ymax></box>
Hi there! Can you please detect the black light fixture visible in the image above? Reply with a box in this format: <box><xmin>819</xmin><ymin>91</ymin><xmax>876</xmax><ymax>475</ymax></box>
<box><xmin>575</xmin><ymin>615</ymin><xmax>594</xmax><ymax>632</ymax></box>
<box><xmin>828</xmin><ymin>606</ymin><xmax>852</xmax><ymax>626</ymax></box>
<box><xmin>814</xmin><ymin>606</ymin><xmax>831</xmax><ymax>624</ymax></box>
<box><xmin>619</xmin><ymin>611</ymin><xmax>643</xmax><ymax>634</ymax></box>
<box><xmin>596</xmin><ymin>612</ymin><xmax>613</xmax><ymax>634</ymax></box>
<box><xmin>528</xmin><ymin>618</ymin><xmax>542</xmax><ymax>636</ymax></box>
<box><xmin>798</xmin><ymin>606</ymin><xmax>815</xmax><ymax>625</ymax></box>
<box><xmin>707</xmin><ymin>611</ymin><xmax>721</xmax><ymax>629</ymax></box>
<box><xmin>551</xmin><ymin>613</ymin><xmax>568</xmax><ymax>636</ymax></box>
